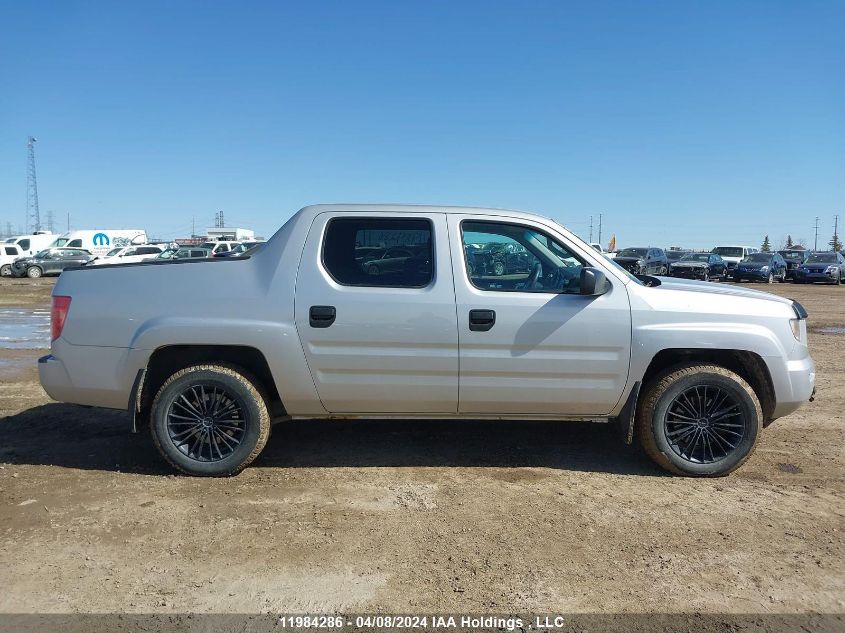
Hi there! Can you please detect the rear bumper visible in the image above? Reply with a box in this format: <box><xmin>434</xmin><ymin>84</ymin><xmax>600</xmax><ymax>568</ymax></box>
<box><xmin>39</xmin><ymin>342</ymin><xmax>150</xmax><ymax>410</ymax></box>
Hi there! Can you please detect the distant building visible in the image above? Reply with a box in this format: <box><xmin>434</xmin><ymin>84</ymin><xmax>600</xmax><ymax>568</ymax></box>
<box><xmin>205</xmin><ymin>227</ymin><xmax>255</xmax><ymax>242</ymax></box>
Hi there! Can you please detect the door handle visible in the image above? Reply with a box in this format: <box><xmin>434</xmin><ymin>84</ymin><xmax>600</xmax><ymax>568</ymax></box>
<box><xmin>309</xmin><ymin>305</ymin><xmax>336</xmax><ymax>328</ymax></box>
<box><xmin>469</xmin><ymin>309</ymin><xmax>496</xmax><ymax>332</ymax></box>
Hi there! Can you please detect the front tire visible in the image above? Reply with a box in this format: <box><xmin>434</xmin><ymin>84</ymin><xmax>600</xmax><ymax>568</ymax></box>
<box><xmin>637</xmin><ymin>364</ymin><xmax>762</xmax><ymax>477</ymax></box>
<box><xmin>767</xmin><ymin>272</ymin><xmax>774</xmax><ymax>284</ymax></box>
<box><xmin>150</xmin><ymin>364</ymin><xmax>271</xmax><ymax>476</ymax></box>
<box><xmin>0</xmin><ymin>264</ymin><xmax>11</xmax><ymax>277</ymax></box>
<box><xmin>493</xmin><ymin>261</ymin><xmax>505</xmax><ymax>276</ymax></box>
<box><xmin>26</xmin><ymin>266</ymin><xmax>42</xmax><ymax>278</ymax></box>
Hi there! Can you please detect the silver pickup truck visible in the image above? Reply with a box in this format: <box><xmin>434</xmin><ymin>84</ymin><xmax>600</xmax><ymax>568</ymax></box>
<box><xmin>39</xmin><ymin>205</ymin><xmax>816</xmax><ymax>477</ymax></box>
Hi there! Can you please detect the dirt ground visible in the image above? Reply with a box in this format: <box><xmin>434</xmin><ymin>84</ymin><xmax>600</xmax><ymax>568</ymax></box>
<box><xmin>0</xmin><ymin>277</ymin><xmax>842</xmax><ymax>621</ymax></box>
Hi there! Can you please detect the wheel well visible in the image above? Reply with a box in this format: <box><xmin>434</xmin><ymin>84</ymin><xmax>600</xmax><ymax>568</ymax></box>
<box><xmin>642</xmin><ymin>349</ymin><xmax>776</xmax><ymax>424</ymax></box>
<box><xmin>139</xmin><ymin>345</ymin><xmax>286</xmax><ymax>420</ymax></box>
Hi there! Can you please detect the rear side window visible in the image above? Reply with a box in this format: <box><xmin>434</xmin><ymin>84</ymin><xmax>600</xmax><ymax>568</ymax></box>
<box><xmin>4</xmin><ymin>247</ymin><xmax>18</xmax><ymax>256</ymax></box>
<box><xmin>322</xmin><ymin>217</ymin><xmax>433</xmax><ymax>288</ymax></box>
<box><xmin>136</xmin><ymin>247</ymin><xmax>160</xmax><ymax>255</ymax></box>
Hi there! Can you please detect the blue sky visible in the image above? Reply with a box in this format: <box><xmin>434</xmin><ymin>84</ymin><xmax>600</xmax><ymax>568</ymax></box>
<box><xmin>1</xmin><ymin>1</ymin><xmax>842</xmax><ymax>249</ymax></box>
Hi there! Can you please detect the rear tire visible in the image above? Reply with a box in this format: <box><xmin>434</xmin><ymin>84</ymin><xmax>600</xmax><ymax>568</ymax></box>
<box><xmin>150</xmin><ymin>364</ymin><xmax>271</xmax><ymax>476</ymax></box>
<box><xmin>637</xmin><ymin>364</ymin><xmax>761</xmax><ymax>477</ymax></box>
<box><xmin>767</xmin><ymin>272</ymin><xmax>774</xmax><ymax>284</ymax></box>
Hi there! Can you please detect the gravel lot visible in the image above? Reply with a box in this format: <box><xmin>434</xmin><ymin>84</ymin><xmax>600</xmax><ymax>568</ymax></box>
<box><xmin>0</xmin><ymin>277</ymin><xmax>842</xmax><ymax>620</ymax></box>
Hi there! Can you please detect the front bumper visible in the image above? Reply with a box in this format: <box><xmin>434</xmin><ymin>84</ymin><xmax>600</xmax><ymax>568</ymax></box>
<box><xmin>795</xmin><ymin>271</ymin><xmax>837</xmax><ymax>283</ymax></box>
<box><xmin>669</xmin><ymin>267</ymin><xmax>708</xmax><ymax>280</ymax></box>
<box><xmin>734</xmin><ymin>270</ymin><xmax>770</xmax><ymax>281</ymax></box>
<box><xmin>767</xmin><ymin>354</ymin><xmax>816</xmax><ymax>420</ymax></box>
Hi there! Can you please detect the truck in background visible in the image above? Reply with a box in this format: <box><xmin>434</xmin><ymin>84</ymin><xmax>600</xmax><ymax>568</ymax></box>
<box><xmin>50</xmin><ymin>230</ymin><xmax>147</xmax><ymax>257</ymax></box>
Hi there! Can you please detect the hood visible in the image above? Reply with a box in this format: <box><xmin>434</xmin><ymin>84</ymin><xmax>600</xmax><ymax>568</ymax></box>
<box><xmin>655</xmin><ymin>277</ymin><xmax>794</xmax><ymax>306</ymax></box>
<box><xmin>615</xmin><ymin>256</ymin><xmax>643</xmax><ymax>264</ymax></box>
<box><xmin>671</xmin><ymin>261</ymin><xmax>707</xmax><ymax>268</ymax></box>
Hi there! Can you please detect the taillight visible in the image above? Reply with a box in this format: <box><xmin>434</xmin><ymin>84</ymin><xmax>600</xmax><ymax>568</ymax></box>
<box><xmin>51</xmin><ymin>296</ymin><xmax>72</xmax><ymax>341</ymax></box>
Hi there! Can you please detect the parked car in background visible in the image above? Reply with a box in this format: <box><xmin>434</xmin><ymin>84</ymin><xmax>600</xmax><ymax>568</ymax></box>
<box><xmin>4</xmin><ymin>231</ymin><xmax>56</xmax><ymax>257</ymax></box>
<box><xmin>668</xmin><ymin>252</ymin><xmax>727</xmax><ymax>281</ymax></box>
<box><xmin>665</xmin><ymin>250</ymin><xmax>692</xmax><ymax>265</ymax></box>
<box><xmin>172</xmin><ymin>247</ymin><xmax>213</xmax><ymax>260</ymax></box>
<box><xmin>11</xmin><ymin>247</ymin><xmax>93</xmax><ymax>278</ymax></box>
<box><xmin>213</xmin><ymin>241</ymin><xmax>265</xmax><ymax>258</ymax></box>
<box><xmin>39</xmin><ymin>204</ymin><xmax>815</xmax><ymax>478</ymax></box>
<box><xmin>472</xmin><ymin>242</ymin><xmax>535</xmax><ymax>276</ymax></box>
<box><xmin>734</xmin><ymin>252</ymin><xmax>787</xmax><ymax>283</ymax></box>
<box><xmin>589</xmin><ymin>243</ymin><xmax>606</xmax><ymax>254</ymax></box>
<box><xmin>87</xmin><ymin>245</ymin><xmax>165</xmax><ymax>266</ymax></box>
<box><xmin>0</xmin><ymin>244</ymin><xmax>22</xmax><ymax>277</ymax></box>
<box><xmin>196</xmin><ymin>241</ymin><xmax>241</xmax><ymax>255</ymax></box>
<box><xmin>613</xmin><ymin>247</ymin><xmax>668</xmax><ymax>275</ymax></box>
<box><xmin>794</xmin><ymin>252</ymin><xmax>845</xmax><ymax>285</ymax></box>
<box><xmin>778</xmin><ymin>249</ymin><xmax>808</xmax><ymax>280</ymax></box>
<box><xmin>712</xmin><ymin>246</ymin><xmax>758</xmax><ymax>279</ymax></box>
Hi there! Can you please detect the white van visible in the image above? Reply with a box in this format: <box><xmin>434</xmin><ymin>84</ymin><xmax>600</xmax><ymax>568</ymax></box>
<box><xmin>4</xmin><ymin>232</ymin><xmax>56</xmax><ymax>257</ymax></box>
<box><xmin>50</xmin><ymin>230</ymin><xmax>147</xmax><ymax>257</ymax></box>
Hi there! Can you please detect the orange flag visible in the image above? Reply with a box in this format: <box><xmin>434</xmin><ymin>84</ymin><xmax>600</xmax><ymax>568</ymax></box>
<box><xmin>608</xmin><ymin>235</ymin><xmax>617</xmax><ymax>252</ymax></box>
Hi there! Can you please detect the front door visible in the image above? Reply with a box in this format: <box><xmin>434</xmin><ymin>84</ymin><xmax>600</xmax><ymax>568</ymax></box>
<box><xmin>449</xmin><ymin>215</ymin><xmax>632</xmax><ymax>416</ymax></box>
<box><xmin>294</xmin><ymin>212</ymin><xmax>459</xmax><ymax>414</ymax></box>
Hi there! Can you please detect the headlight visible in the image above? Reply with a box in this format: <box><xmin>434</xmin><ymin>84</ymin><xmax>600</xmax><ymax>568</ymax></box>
<box><xmin>790</xmin><ymin>319</ymin><xmax>801</xmax><ymax>341</ymax></box>
<box><xmin>825</xmin><ymin>266</ymin><xmax>836</xmax><ymax>273</ymax></box>
<box><xmin>760</xmin><ymin>265</ymin><xmax>769</xmax><ymax>272</ymax></box>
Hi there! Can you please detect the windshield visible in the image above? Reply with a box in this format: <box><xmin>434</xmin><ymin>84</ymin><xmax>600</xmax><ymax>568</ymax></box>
<box><xmin>713</xmin><ymin>247</ymin><xmax>744</xmax><ymax>257</ymax></box>
<box><xmin>617</xmin><ymin>248</ymin><xmax>647</xmax><ymax>258</ymax></box>
<box><xmin>806</xmin><ymin>254</ymin><xmax>836</xmax><ymax>263</ymax></box>
<box><xmin>680</xmin><ymin>254</ymin><xmax>710</xmax><ymax>262</ymax></box>
<box><xmin>744</xmin><ymin>253</ymin><xmax>772</xmax><ymax>263</ymax></box>
<box><xmin>105</xmin><ymin>248</ymin><xmax>123</xmax><ymax>257</ymax></box>
<box><xmin>666</xmin><ymin>251</ymin><xmax>689</xmax><ymax>261</ymax></box>
<box><xmin>34</xmin><ymin>249</ymin><xmax>51</xmax><ymax>258</ymax></box>
<box><xmin>52</xmin><ymin>238</ymin><xmax>69</xmax><ymax>247</ymax></box>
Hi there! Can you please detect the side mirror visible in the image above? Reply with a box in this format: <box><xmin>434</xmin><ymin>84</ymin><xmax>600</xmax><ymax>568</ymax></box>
<box><xmin>580</xmin><ymin>267</ymin><xmax>610</xmax><ymax>296</ymax></box>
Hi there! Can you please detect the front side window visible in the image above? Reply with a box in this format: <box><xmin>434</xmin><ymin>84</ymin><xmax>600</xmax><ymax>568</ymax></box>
<box><xmin>67</xmin><ymin>239</ymin><xmax>82</xmax><ymax>247</ymax></box>
<box><xmin>461</xmin><ymin>221</ymin><xmax>584</xmax><ymax>293</ymax></box>
<box><xmin>19</xmin><ymin>239</ymin><xmax>30</xmax><ymax>251</ymax></box>
<box><xmin>322</xmin><ymin>217</ymin><xmax>433</xmax><ymax>288</ymax></box>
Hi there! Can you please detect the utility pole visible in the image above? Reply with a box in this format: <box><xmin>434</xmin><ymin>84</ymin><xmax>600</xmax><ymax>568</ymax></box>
<box><xmin>192</xmin><ymin>215</ymin><xmax>196</xmax><ymax>238</ymax></box>
<box><xmin>26</xmin><ymin>136</ymin><xmax>41</xmax><ymax>233</ymax></box>
<box><xmin>67</xmin><ymin>212</ymin><xmax>70</xmax><ymax>232</ymax></box>
<box><xmin>5</xmin><ymin>222</ymin><xmax>11</xmax><ymax>238</ymax></box>
<box><xmin>589</xmin><ymin>216</ymin><xmax>593</xmax><ymax>243</ymax></box>
<box><xmin>833</xmin><ymin>214</ymin><xmax>841</xmax><ymax>251</ymax></box>
<box><xmin>598</xmin><ymin>213</ymin><xmax>603</xmax><ymax>246</ymax></box>
<box><xmin>814</xmin><ymin>216</ymin><xmax>820</xmax><ymax>251</ymax></box>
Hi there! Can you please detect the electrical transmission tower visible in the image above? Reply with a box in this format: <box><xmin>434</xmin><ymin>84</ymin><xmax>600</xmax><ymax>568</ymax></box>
<box><xmin>26</xmin><ymin>136</ymin><xmax>41</xmax><ymax>233</ymax></box>
<box><xmin>46</xmin><ymin>209</ymin><xmax>55</xmax><ymax>233</ymax></box>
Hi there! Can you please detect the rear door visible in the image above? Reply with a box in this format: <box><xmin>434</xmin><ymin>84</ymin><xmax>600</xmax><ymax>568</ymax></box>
<box><xmin>294</xmin><ymin>212</ymin><xmax>459</xmax><ymax>414</ymax></box>
<box><xmin>449</xmin><ymin>214</ymin><xmax>632</xmax><ymax>416</ymax></box>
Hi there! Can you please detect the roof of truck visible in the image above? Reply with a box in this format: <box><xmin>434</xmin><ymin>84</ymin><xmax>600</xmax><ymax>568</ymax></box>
<box><xmin>299</xmin><ymin>203</ymin><xmax>554</xmax><ymax>221</ymax></box>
